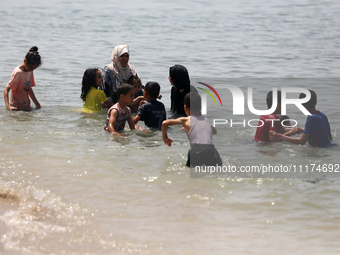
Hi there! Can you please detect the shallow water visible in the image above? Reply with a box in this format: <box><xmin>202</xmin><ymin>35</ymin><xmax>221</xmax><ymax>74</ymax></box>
<box><xmin>1</xmin><ymin>0</ymin><xmax>340</xmax><ymax>254</ymax></box>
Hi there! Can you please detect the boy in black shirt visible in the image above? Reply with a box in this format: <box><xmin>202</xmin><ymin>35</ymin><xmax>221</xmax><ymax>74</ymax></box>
<box><xmin>133</xmin><ymin>81</ymin><xmax>166</xmax><ymax>130</ymax></box>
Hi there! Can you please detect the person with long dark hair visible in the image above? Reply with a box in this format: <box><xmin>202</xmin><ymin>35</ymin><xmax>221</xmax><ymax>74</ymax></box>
<box><xmin>168</xmin><ymin>64</ymin><xmax>197</xmax><ymax>116</ymax></box>
<box><xmin>81</xmin><ymin>68</ymin><xmax>112</xmax><ymax>112</ymax></box>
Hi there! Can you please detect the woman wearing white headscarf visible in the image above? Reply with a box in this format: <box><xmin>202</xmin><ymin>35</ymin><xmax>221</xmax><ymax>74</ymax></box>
<box><xmin>102</xmin><ymin>45</ymin><xmax>138</xmax><ymax>103</ymax></box>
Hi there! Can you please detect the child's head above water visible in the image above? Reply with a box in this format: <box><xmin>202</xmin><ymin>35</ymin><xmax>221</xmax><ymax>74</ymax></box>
<box><xmin>81</xmin><ymin>68</ymin><xmax>102</xmax><ymax>101</ymax></box>
<box><xmin>133</xmin><ymin>76</ymin><xmax>142</xmax><ymax>92</ymax></box>
<box><xmin>144</xmin><ymin>81</ymin><xmax>160</xmax><ymax>100</ymax></box>
<box><xmin>299</xmin><ymin>89</ymin><xmax>317</xmax><ymax>109</ymax></box>
<box><xmin>279</xmin><ymin>115</ymin><xmax>291</xmax><ymax>126</ymax></box>
<box><xmin>82</xmin><ymin>68</ymin><xmax>100</xmax><ymax>86</ymax></box>
<box><xmin>25</xmin><ymin>46</ymin><xmax>41</xmax><ymax>67</ymax></box>
<box><xmin>184</xmin><ymin>92</ymin><xmax>201</xmax><ymax>115</ymax></box>
<box><xmin>117</xmin><ymin>83</ymin><xmax>135</xmax><ymax>100</ymax></box>
<box><xmin>22</xmin><ymin>46</ymin><xmax>42</xmax><ymax>72</ymax></box>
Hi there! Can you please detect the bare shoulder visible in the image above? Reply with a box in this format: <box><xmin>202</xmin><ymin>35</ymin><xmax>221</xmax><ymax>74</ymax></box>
<box><xmin>163</xmin><ymin>116</ymin><xmax>189</xmax><ymax>126</ymax></box>
<box><xmin>110</xmin><ymin>107</ymin><xmax>119</xmax><ymax>117</ymax></box>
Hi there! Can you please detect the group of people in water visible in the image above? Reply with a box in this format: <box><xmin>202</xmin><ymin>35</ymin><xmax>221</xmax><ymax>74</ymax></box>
<box><xmin>254</xmin><ymin>90</ymin><xmax>335</xmax><ymax>148</ymax></box>
<box><xmin>3</xmin><ymin>45</ymin><xmax>335</xmax><ymax>167</ymax></box>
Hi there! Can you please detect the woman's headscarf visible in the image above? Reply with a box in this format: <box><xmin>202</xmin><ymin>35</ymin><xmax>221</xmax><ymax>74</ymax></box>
<box><xmin>106</xmin><ymin>45</ymin><xmax>137</xmax><ymax>83</ymax></box>
<box><xmin>169</xmin><ymin>64</ymin><xmax>190</xmax><ymax>90</ymax></box>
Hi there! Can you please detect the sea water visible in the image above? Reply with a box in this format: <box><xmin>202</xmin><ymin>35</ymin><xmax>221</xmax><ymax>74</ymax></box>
<box><xmin>0</xmin><ymin>0</ymin><xmax>340</xmax><ymax>254</ymax></box>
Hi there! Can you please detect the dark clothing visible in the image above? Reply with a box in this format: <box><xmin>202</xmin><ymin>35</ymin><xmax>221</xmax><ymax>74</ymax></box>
<box><xmin>134</xmin><ymin>89</ymin><xmax>143</xmax><ymax>98</ymax></box>
<box><xmin>102</xmin><ymin>66</ymin><xmax>137</xmax><ymax>104</ymax></box>
<box><xmin>169</xmin><ymin>65</ymin><xmax>191</xmax><ymax>90</ymax></box>
<box><xmin>136</xmin><ymin>100</ymin><xmax>166</xmax><ymax>130</ymax></box>
<box><xmin>303</xmin><ymin>111</ymin><xmax>335</xmax><ymax>147</ymax></box>
<box><xmin>170</xmin><ymin>85</ymin><xmax>197</xmax><ymax>115</ymax></box>
<box><xmin>186</xmin><ymin>144</ymin><xmax>222</xmax><ymax>167</ymax></box>
<box><xmin>102</xmin><ymin>66</ymin><xmax>119</xmax><ymax>104</ymax></box>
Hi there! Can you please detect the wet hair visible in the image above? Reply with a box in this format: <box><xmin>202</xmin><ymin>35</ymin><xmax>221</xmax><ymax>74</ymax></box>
<box><xmin>184</xmin><ymin>92</ymin><xmax>201</xmax><ymax>112</ymax></box>
<box><xmin>169</xmin><ymin>64</ymin><xmax>190</xmax><ymax>90</ymax></box>
<box><xmin>266</xmin><ymin>90</ymin><xmax>281</xmax><ymax>109</ymax></box>
<box><xmin>299</xmin><ymin>89</ymin><xmax>317</xmax><ymax>108</ymax></box>
<box><xmin>116</xmin><ymin>83</ymin><xmax>134</xmax><ymax>99</ymax></box>
<box><xmin>25</xmin><ymin>46</ymin><xmax>41</xmax><ymax>66</ymax></box>
<box><xmin>144</xmin><ymin>82</ymin><xmax>160</xmax><ymax>99</ymax></box>
<box><xmin>80</xmin><ymin>68</ymin><xmax>99</xmax><ymax>101</ymax></box>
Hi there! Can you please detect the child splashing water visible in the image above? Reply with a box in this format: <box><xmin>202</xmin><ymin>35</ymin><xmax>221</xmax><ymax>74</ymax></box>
<box><xmin>162</xmin><ymin>92</ymin><xmax>222</xmax><ymax>167</ymax></box>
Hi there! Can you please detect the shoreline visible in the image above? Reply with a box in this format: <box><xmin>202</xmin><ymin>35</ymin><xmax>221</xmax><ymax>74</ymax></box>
<box><xmin>0</xmin><ymin>199</ymin><xmax>21</xmax><ymax>255</ymax></box>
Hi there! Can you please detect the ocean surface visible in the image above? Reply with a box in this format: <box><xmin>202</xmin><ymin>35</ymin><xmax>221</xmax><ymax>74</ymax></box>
<box><xmin>1</xmin><ymin>0</ymin><xmax>340</xmax><ymax>254</ymax></box>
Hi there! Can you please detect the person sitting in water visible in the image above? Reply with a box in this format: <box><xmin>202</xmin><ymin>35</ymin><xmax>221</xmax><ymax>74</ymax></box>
<box><xmin>270</xmin><ymin>89</ymin><xmax>335</xmax><ymax>147</ymax></box>
<box><xmin>162</xmin><ymin>92</ymin><xmax>222</xmax><ymax>167</ymax></box>
<box><xmin>168</xmin><ymin>64</ymin><xmax>197</xmax><ymax>116</ymax></box>
<box><xmin>133</xmin><ymin>81</ymin><xmax>166</xmax><ymax>130</ymax></box>
<box><xmin>80</xmin><ymin>68</ymin><xmax>112</xmax><ymax>112</ymax></box>
<box><xmin>102</xmin><ymin>45</ymin><xmax>138</xmax><ymax>104</ymax></box>
<box><xmin>104</xmin><ymin>84</ymin><xmax>136</xmax><ymax>136</ymax></box>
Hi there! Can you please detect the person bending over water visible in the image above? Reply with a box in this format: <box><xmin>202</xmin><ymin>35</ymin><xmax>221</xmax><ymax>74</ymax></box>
<box><xmin>270</xmin><ymin>89</ymin><xmax>335</xmax><ymax>148</ymax></box>
<box><xmin>4</xmin><ymin>46</ymin><xmax>42</xmax><ymax>111</ymax></box>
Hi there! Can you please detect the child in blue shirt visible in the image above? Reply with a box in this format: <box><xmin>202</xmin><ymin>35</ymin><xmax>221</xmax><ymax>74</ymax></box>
<box><xmin>270</xmin><ymin>89</ymin><xmax>335</xmax><ymax>147</ymax></box>
<box><xmin>133</xmin><ymin>82</ymin><xmax>166</xmax><ymax>130</ymax></box>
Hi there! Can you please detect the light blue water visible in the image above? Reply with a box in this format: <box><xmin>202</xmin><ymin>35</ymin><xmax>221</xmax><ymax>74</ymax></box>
<box><xmin>0</xmin><ymin>0</ymin><xmax>340</xmax><ymax>254</ymax></box>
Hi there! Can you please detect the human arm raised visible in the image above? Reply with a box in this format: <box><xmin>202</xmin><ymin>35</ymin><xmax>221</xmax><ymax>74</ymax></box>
<box><xmin>162</xmin><ymin>117</ymin><xmax>190</xmax><ymax>147</ymax></box>
<box><xmin>130</xmin><ymin>96</ymin><xmax>144</xmax><ymax>110</ymax></box>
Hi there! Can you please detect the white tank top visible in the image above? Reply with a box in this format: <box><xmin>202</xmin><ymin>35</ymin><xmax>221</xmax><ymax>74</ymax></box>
<box><xmin>187</xmin><ymin>115</ymin><xmax>213</xmax><ymax>145</ymax></box>
<box><xmin>105</xmin><ymin>103</ymin><xmax>129</xmax><ymax>131</ymax></box>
